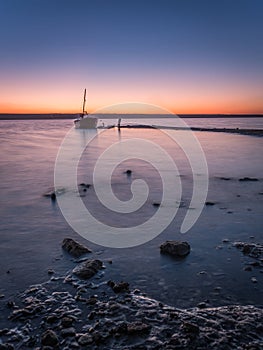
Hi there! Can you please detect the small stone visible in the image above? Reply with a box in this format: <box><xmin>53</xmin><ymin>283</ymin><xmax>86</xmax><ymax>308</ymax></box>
<box><xmin>205</xmin><ymin>201</ymin><xmax>215</xmax><ymax>206</ymax></box>
<box><xmin>86</xmin><ymin>296</ymin><xmax>97</xmax><ymax>305</ymax></box>
<box><xmin>222</xmin><ymin>238</ymin><xmax>230</xmax><ymax>243</ymax></box>
<box><xmin>61</xmin><ymin>316</ymin><xmax>74</xmax><ymax>327</ymax></box>
<box><xmin>41</xmin><ymin>329</ymin><xmax>59</xmax><ymax>347</ymax></box>
<box><xmin>73</xmin><ymin>259</ymin><xmax>103</xmax><ymax>279</ymax></box>
<box><xmin>61</xmin><ymin>327</ymin><xmax>76</xmax><ymax>338</ymax></box>
<box><xmin>160</xmin><ymin>241</ymin><xmax>190</xmax><ymax>257</ymax></box>
<box><xmin>0</xmin><ymin>344</ymin><xmax>15</xmax><ymax>350</ymax></box>
<box><xmin>182</xmin><ymin>322</ymin><xmax>200</xmax><ymax>334</ymax></box>
<box><xmin>78</xmin><ymin>334</ymin><xmax>93</xmax><ymax>346</ymax></box>
<box><xmin>198</xmin><ymin>270</ymin><xmax>207</xmax><ymax>275</ymax></box>
<box><xmin>152</xmin><ymin>202</ymin><xmax>160</xmax><ymax>207</ymax></box>
<box><xmin>251</xmin><ymin>277</ymin><xmax>258</xmax><ymax>283</ymax></box>
<box><xmin>47</xmin><ymin>269</ymin><xmax>55</xmax><ymax>275</ymax></box>
<box><xmin>197</xmin><ymin>302</ymin><xmax>207</xmax><ymax>309</ymax></box>
<box><xmin>107</xmin><ymin>280</ymin><xmax>129</xmax><ymax>293</ymax></box>
<box><xmin>62</xmin><ymin>238</ymin><xmax>92</xmax><ymax>257</ymax></box>
<box><xmin>127</xmin><ymin>322</ymin><xmax>151</xmax><ymax>335</ymax></box>
<box><xmin>244</xmin><ymin>266</ymin><xmax>252</xmax><ymax>271</ymax></box>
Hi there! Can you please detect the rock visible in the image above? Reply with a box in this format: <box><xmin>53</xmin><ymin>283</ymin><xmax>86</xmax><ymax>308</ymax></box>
<box><xmin>41</xmin><ymin>329</ymin><xmax>59</xmax><ymax>347</ymax></box>
<box><xmin>251</xmin><ymin>277</ymin><xmax>258</xmax><ymax>283</ymax></box>
<box><xmin>50</xmin><ymin>192</ymin><xmax>56</xmax><ymax>201</ymax></box>
<box><xmin>127</xmin><ymin>321</ymin><xmax>151</xmax><ymax>335</ymax></box>
<box><xmin>239</xmin><ymin>177</ymin><xmax>259</xmax><ymax>182</ymax></box>
<box><xmin>197</xmin><ymin>302</ymin><xmax>207</xmax><ymax>309</ymax></box>
<box><xmin>78</xmin><ymin>334</ymin><xmax>93</xmax><ymax>345</ymax></box>
<box><xmin>61</xmin><ymin>316</ymin><xmax>74</xmax><ymax>327</ymax></box>
<box><xmin>182</xmin><ymin>321</ymin><xmax>200</xmax><ymax>334</ymax></box>
<box><xmin>62</xmin><ymin>238</ymin><xmax>91</xmax><ymax>257</ymax></box>
<box><xmin>79</xmin><ymin>183</ymin><xmax>91</xmax><ymax>188</ymax></box>
<box><xmin>152</xmin><ymin>202</ymin><xmax>160</xmax><ymax>207</ymax></box>
<box><xmin>0</xmin><ymin>344</ymin><xmax>15</xmax><ymax>350</ymax></box>
<box><xmin>244</xmin><ymin>266</ymin><xmax>252</xmax><ymax>272</ymax></box>
<box><xmin>205</xmin><ymin>201</ymin><xmax>215</xmax><ymax>206</ymax></box>
<box><xmin>61</xmin><ymin>327</ymin><xmax>76</xmax><ymax>338</ymax></box>
<box><xmin>107</xmin><ymin>280</ymin><xmax>130</xmax><ymax>293</ymax></box>
<box><xmin>73</xmin><ymin>259</ymin><xmax>103</xmax><ymax>279</ymax></box>
<box><xmin>160</xmin><ymin>241</ymin><xmax>190</xmax><ymax>257</ymax></box>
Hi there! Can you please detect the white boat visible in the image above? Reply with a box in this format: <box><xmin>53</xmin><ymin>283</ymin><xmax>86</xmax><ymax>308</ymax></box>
<box><xmin>74</xmin><ymin>89</ymin><xmax>98</xmax><ymax>129</ymax></box>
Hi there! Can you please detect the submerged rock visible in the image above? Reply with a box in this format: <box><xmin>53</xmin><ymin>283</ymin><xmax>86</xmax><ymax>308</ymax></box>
<box><xmin>72</xmin><ymin>259</ymin><xmax>103</xmax><ymax>279</ymax></box>
<box><xmin>160</xmin><ymin>241</ymin><xmax>190</xmax><ymax>257</ymax></box>
<box><xmin>239</xmin><ymin>177</ymin><xmax>259</xmax><ymax>182</ymax></box>
<box><xmin>62</xmin><ymin>238</ymin><xmax>91</xmax><ymax>257</ymax></box>
<box><xmin>205</xmin><ymin>201</ymin><xmax>215</xmax><ymax>206</ymax></box>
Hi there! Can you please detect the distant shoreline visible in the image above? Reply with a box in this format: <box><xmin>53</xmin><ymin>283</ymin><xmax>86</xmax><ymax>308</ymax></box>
<box><xmin>0</xmin><ymin>113</ymin><xmax>263</xmax><ymax>120</ymax></box>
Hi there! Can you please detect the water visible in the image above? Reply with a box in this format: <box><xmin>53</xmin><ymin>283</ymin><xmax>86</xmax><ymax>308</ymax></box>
<box><xmin>0</xmin><ymin>117</ymin><xmax>262</xmax><ymax>309</ymax></box>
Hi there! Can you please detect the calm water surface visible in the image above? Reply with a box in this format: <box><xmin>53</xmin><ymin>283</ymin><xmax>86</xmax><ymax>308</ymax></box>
<box><xmin>0</xmin><ymin>119</ymin><xmax>262</xmax><ymax>308</ymax></box>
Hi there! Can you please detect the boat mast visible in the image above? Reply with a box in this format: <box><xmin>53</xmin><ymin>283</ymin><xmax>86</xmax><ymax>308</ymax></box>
<box><xmin>82</xmin><ymin>88</ymin><xmax>87</xmax><ymax>114</ymax></box>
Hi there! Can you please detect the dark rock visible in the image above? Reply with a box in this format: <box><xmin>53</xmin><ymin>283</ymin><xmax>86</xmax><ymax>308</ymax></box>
<box><xmin>107</xmin><ymin>280</ymin><xmax>129</xmax><ymax>293</ymax></box>
<box><xmin>244</xmin><ymin>266</ymin><xmax>253</xmax><ymax>272</ymax></box>
<box><xmin>62</xmin><ymin>238</ymin><xmax>91</xmax><ymax>257</ymax></box>
<box><xmin>50</xmin><ymin>192</ymin><xmax>56</xmax><ymax>201</ymax></box>
<box><xmin>160</xmin><ymin>241</ymin><xmax>190</xmax><ymax>257</ymax></box>
<box><xmin>127</xmin><ymin>321</ymin><xmax>151</xmax><ymax>335</ymax></box>
<box><xmin>41</xmin><ymin>329</ymin><xmax>59</xmax><ymax>347</ymax></box>
<box><xmin>197</xmin><ymin>302</ymin><xmax>207</xmax><ymax>309</ymax></box>
<box><xmin>61</xmin><ymin>316</ymin><xmax>74</xmax><ymax>328</ymax></box>
<box><xmin>205</xmin><ymin>201</ymin><xmax>215</xmax><ymax>206</ymax></box>
<box><xmin>0</xmin><ymin>344</ymin><xmax>15</xmax><ymax>350</ymax></box>
<box><xmin>61</xmin><ymin>327</ymin><xmax>76</xmax><ymax>338</ymax></box>
<box><xmin>46</xmin><ymin>315</ymin><xmax>58</xmax><ymax>324</ymax></box>
<box><xmin>78</xmin><ymin>334</ymin><xmax>93</xmax><ymax>346</ymax></box>
<box><xmin>79</xmin><ymin>183</ymin><xmax>91</xmax><ymax>188</ymax></box>
<box><xmin>152</xmin><ymin>202</ymin><xmax>160</xmax><ymax>207</ymax></box>
<box><xmin>86</xmin><ymin>296</ymin><xmax>98</xmax><ymax>305</ymax></box>
<box><xmin>73</xmin><ymin>259</ymin><xmax>103</xmax><ymax>279</ymax></box>
<box><xmin>239</xmin><ymin>177</ymin><xmax>259</xmax><ymax>182</ymax></box>
<box><xmin>219</xmin><ymin>177</ymin><xmax>232</xmax><ymax>181</ymax></box>
<box><xmin>182</xmin><ymin>321</ymin><xmax>200</xmax><ymax>334</ymax></box>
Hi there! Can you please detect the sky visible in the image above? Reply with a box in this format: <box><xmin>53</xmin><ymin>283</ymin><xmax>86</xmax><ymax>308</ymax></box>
<box><xmin>0</xmin><ymin>0</ymin><xmax>263</xmax><ymax>114</ymax></box>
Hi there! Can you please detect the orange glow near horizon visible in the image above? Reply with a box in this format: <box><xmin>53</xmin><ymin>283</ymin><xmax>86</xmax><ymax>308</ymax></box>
<box><xmin>0</xmin><ymin>75</ymin><xmax>263</xmax><ymax>115</ymax></box>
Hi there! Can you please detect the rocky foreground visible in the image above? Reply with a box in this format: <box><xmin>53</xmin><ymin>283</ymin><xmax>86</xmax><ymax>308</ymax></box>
<box><xmin>0</xmin><ymin>239</ymin><xmax>262</xmax><ymax>350</ymax></box>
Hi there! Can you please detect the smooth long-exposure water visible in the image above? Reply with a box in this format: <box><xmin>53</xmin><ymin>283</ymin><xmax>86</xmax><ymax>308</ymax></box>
<box><xmin>0</xmin><ymin>118</ymin><xmax>262</xmax><ymax>309</ymax></box>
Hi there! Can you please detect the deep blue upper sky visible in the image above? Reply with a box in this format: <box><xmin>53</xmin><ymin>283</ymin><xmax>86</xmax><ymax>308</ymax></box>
<box><xmin>0</xmin><ymin>0</ymin><xmax>262</xmax><ymax>113</ymax></box>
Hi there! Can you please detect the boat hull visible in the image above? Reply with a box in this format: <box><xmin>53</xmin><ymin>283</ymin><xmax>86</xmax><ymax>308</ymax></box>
<box><xmin>74</xmin><ymin>116</ymin><xmax>98</xmax><ymax>129</ymax></box>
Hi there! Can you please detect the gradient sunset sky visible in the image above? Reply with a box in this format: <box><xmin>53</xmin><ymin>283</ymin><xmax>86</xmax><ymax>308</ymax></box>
<box><xmin>0</xmin><ymin>0</ymin><xmax>263</xmax><ymax>114</ymax></box>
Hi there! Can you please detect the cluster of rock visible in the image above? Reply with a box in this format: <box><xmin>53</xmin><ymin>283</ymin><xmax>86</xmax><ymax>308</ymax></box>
<box><xmin>1</xmin><ymin>279</ymin><xmax>262</xmax><ymax>349</ymax></box>
<box><xmin>0</xmin><ymin>238</ymin><xmax>262</xmax><ymax>349</ymax></box>
<box><xmin>233</xmin><ymin>241</ymin><xmax>263</xmax><ymax>276</ymax></box>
